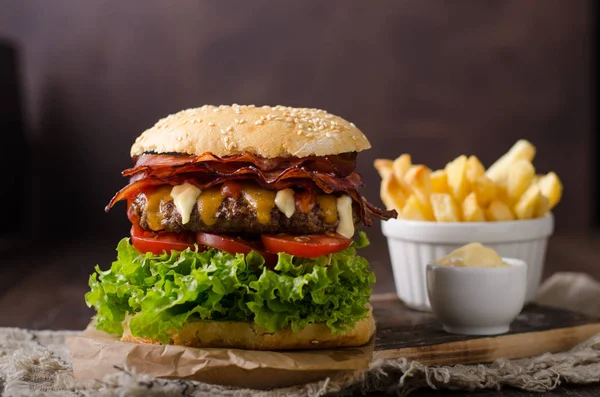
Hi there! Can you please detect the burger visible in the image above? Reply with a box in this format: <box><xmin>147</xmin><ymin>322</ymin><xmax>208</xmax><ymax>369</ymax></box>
<box><xmin>85</xmin><ymin>104</ymin><xmax>396</xmax><ymax>350</ymax></box>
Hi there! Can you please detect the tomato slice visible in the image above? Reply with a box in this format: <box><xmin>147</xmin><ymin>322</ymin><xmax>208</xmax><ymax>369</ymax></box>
<box><xmin>196</xmin><ymin>232</ymin><xmax>277</xmax><ymax>266</ymax></box>
<box><xmin>130</xmin><ymin>225</ymin><xmax>197</xmax><ymax>255</ymax></box>
<box><xmin>261</xmin><ymin>233</ymin><xmax>352</xmax><ymax>258</ymax></box>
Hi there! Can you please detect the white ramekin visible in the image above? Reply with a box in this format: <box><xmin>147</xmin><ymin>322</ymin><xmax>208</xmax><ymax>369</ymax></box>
<box><xmin>426</xmin><ymin>258</ymin><xmax>527</xmax><ymax>335</ymax></box>
<box><xmin>381</xmin><ymin>214</ymin><xmax>554</xmax><ymax>311</ymax></box>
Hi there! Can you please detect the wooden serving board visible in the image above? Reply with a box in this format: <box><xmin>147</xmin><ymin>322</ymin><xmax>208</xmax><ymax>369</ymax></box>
<box><xmin>371</xmin><ymin>294</ymin><xmax>600</xmax><ymax>365</ymax></box>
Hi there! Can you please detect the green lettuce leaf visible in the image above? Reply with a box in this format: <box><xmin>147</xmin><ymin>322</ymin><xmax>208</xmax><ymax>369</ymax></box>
<box><xmin>85</xmin><ymin>232</ymin><xmax>374</xmax><ymax>343</ymax></box>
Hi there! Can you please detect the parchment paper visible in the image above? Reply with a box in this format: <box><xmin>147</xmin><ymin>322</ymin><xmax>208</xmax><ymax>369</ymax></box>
<box><xmin>65</xmin><ymin>323</ymin><xmax>374</xmax><ymax>389</ymax></box>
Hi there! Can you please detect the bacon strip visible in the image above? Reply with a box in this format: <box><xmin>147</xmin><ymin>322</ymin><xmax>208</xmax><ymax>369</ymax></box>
<box><xmin>362</xmin><ymin>195</ymin><xmax>398</xmax><ymax>224</ymax></box>
<box><xmin>106</xmin><ymin>152</ymin><xmax>397</xmax><ymax>224</ymax></box>
<box><xmin>124</xmin><ymin>152</ymin><xmax>357</xmax><ymax>178</ymax></box>
<box><xmin>344</xmin><ymin>190</ymin><xmax>398</xmax><ymax>227</ymax></box>
<box><xmin>126</xmin><ymin>164</ymin><xmax>364</xmax><ymax>187</ymax></box>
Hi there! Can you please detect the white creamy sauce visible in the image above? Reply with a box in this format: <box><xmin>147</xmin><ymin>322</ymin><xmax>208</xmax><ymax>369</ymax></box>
<box><xmin>274</xmin><ymin>188</ymin><xmax>295</xmax><ymax>218</ymax></box>
<box><xmin>336</xmin><ymin>195</ymin><xmax>354</xmax><ymax>238</ymax></box>
<box><xmin>171</xmin><ymin>182</ymin><xmax>202</xmax><ymax>224</ymax></box>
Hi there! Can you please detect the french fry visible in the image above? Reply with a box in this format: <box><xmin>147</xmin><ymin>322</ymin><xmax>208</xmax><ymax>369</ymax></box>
<box><xmin>462</xmin><ymin>192</ymin><xmax>486</xmax><ymax>222</ymax></box>
<box><xmin>514</xmin><ymin>184</ymin><xmax>542</xmax><ymax>219</ymax></box>
<box><xmin>404</xmin><ymin>165</ymin><xmax>432</xmax><ymax>202</ymax></box>
<box><xmin>495</xmin><ymin>178</ymin><xmax>510</xmax><ymax>204</ymax></box>
<box><xmin>402</xmin><ymin>194</ymin><xmax>430</xmax><ymax>221</ymax></box>
<box><xmin>472</xmin><ymin>176</ymin><xmax>497</xmax><ymax>207</ymax></box>
<box><xmin>374</xmin><ymin>159</ymin><xmax>393</xmax><ymax>179</ymax></box>
<box><xmin>445</xmin><ymin>155</ymin><xmax>470</xmax><ymax>203</ymax></box>
<box><xmin>507</xmin><ymin>160</ymin><xmax>535</xmax><ymax>204</ymax></box>
<box><xmin>534</xmin><ymin>194</ymin><xmax>550</xmax><ymax>218</ymax></box>
<box><xmin>465</xmin><ymin>156</ymin><xmax>486</xmax><ymax>183</ymax></box>
<box><xmin>380</xmin><ymin>172</ymin><xmax>407</xmax><ymax>212</ymax></box>
<box><xmin>430</xmin><ymin>193</ymin><xmax>461</xmax><ymax>222</ymax></box>
<box><xmin>485</xmin><ymin>200</ymin><xmax>515</xmax><ymax>221</ymax></box>
<box><xmin>403</xmin><ymin>165</ymin><xmax>435</xmax><ymax>220</ymax></box>
<box><xmin>486</xmin><ymin>140</ymin><xmax>536</xmax><ymax>182</ymax></box>
<box><xmin>537</xmin><ymin>171</ymin><xmax>563</xmax><ymax>209</ymax></box>
<box><xmin>392</xmin><ymin>154</ymin><xmax>412</xmax><ymax>182</ymax></box>
<box><xmin>431</xmin><ymin>170</ymin><xmax>449</xmax><ymax>194</ymax></box>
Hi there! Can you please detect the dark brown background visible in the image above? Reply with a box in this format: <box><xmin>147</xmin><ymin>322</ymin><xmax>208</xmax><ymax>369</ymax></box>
<box><xmin>0</xmin><ymin>0</ymin><xmax>595</xmax><ymax>243</ymax></box>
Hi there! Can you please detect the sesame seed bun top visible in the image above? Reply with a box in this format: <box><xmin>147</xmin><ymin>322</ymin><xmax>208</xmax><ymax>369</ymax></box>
<box><xmin>130</xmin><ymin>104</ymin><xmax>371</xmax><ymax>158</ymax></box>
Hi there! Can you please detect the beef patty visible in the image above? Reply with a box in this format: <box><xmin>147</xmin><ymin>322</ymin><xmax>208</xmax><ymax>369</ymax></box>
<box><xmin>130</xmin><ymin>193</ymin><xmax>359</xmax><ymax>235</ymax></box>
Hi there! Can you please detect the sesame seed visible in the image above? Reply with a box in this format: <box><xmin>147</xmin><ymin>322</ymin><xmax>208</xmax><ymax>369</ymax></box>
<box><xmin>325</xmin><ymin>132</ymin><xmax>332</xmax><ymax>138</ymax></box>
<box><xmin>212</xmin><ymin>108</ymin><xmax>220</xmax><ymax>112</ymax></box>
<box><xmin>350</xmin><ymin>122</ymin><xmax>356</xmax><ymax>128</ymax></box>
<box><xmin>208</xmin><ymin>121</ymin><xmax>216</xmax><ymax>126</ymax></box>
<box><xmin>297</xmin><ymin>130</ymin><xmax>302</xmax><ymax>135</ymax></box>
<box><xmin>220</xmin><ymin>129</ymin><xmax>226</xmax><ymax>134</ymax></box>
<box><xmin>285</xmin><ymin>117</ymin><xmax>292</xmax><ymax>122</ymax></box>
<box><xmin>226</xmin><ymin>126</ymin><xmax>233</xmax><ymax>132</ymax></box>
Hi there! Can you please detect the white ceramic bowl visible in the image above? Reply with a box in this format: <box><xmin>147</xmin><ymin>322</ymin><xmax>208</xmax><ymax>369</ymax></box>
<box><xmin>381</xmin><ymin>214</ymin><xmax>554</xmax><ymax>311</ymax></box>
<box><xmin>426</xmin><ymin>258</ymin><xmax>527</xmax><ymax>335</ymax></box>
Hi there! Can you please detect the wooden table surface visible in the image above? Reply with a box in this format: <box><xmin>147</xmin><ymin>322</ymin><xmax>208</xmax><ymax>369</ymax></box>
<box><xmin>1</xmin><ymin>233</ymin><xmax>599</xmax><ymax>396</ymax></box>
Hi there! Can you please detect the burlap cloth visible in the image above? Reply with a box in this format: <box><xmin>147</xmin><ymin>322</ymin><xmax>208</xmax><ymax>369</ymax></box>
<box><xmin>1</xmin><ymin>272</ymin><xmax>599</xmax><ymax>397</ymax></box>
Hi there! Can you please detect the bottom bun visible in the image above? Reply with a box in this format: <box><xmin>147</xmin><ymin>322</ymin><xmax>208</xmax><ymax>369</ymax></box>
<box><xmin>122</xmin><ymin>305</ymin><xmax>375</xmax><ymax>350</ymax></box>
